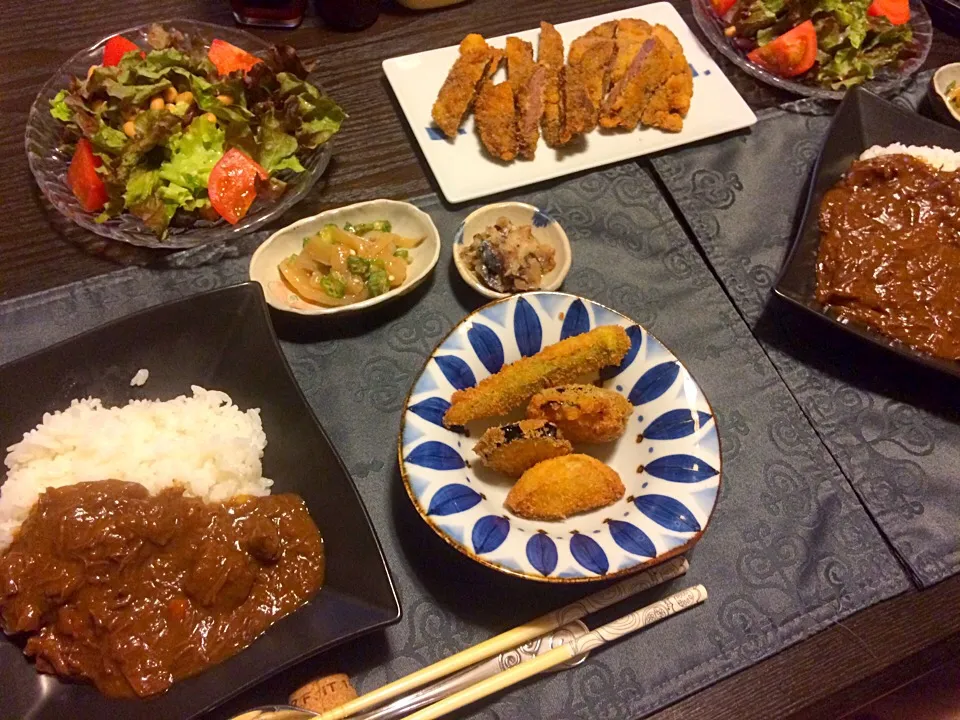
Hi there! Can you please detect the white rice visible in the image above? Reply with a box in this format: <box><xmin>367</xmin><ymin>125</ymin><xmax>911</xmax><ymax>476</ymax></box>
<box><xmin>860</xmin><ymin>143</ymin><xmax>960</xmax><ymax>172</ymax></box>
<box><xmin>0</xmin><ymin>387</ymin><xmax>271</xmax><ymax>551</ymax></box>
<box><xmin>129</xmin><ymin>368</ymin><xmax>149</xmax><ymax>386</ymax></box>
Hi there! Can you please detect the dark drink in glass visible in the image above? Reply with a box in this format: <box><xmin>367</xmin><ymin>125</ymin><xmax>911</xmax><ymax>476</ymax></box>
<box><xmin>315</xmin><ymin>0</ymin><xmax>379</xmax><ymax>31</ymax></box>
<box><xmin>231</xmin><ymin>0</ymin><xmax>307</xmax><ymax>28</ymax></box>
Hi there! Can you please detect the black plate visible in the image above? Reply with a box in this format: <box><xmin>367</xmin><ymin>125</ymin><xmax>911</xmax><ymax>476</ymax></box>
<box><xmin>774</xmin><ymin>86</ymin><xmax>960</xmax><ymax>380</ymax></box>
<box><xmin>0</xmin><ymin>283</ymin><xmax>400</xmax><ymax>720</ymax></box>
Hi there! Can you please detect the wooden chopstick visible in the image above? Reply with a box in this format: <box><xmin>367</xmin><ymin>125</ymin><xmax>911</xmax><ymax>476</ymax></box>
<box><xmin>314</xmin><ymin>556</ymin><xmax>689</xmax><ymax>720</ymax></box>
<box><xmin>402</xmin><ymin>584</ymin><xmax>709</xmax><ymax>720</ymax></box>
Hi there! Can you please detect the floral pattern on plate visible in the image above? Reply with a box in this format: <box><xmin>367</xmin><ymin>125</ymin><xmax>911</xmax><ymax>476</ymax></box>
<box><xmin>399</xmin><ymin>292</ymin><xmax>722</xmax><ymax>583</ymax></box>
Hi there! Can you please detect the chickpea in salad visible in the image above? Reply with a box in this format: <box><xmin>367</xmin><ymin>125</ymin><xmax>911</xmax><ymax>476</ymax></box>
<box><xmin>279</xmin><ymin>220</ymin><xmax>425</xmax><ymax>307</ymax></box>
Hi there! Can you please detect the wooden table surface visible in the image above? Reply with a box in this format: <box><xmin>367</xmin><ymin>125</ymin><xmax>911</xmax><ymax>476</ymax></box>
<box><xmin>2</xmin><ymin>1</ymin><xmax>959</xmax><ymax>717</ymax></box>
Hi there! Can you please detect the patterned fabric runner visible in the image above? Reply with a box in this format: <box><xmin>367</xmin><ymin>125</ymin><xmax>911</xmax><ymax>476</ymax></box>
<box><xmin>651</xmin><ymin>72</ymin><xmax>960</xmax><ymax>588</ymax></box>
<box><xmin>0</xmin><ymin>164</ymin><xmax>908</xmax><ymax>718</ymax></box>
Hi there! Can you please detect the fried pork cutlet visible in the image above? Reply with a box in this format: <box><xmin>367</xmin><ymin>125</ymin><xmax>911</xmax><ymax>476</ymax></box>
<box><xmin>608</xmin><ymin>19</ymin><xmax>653</xmax><ymax>87</ymax></box>
<box><xmin>517</xmin><ymin>64</ymin><xmax>546</xmax><ymax>160</ymax></box>
<box><xmin>443</xmin><ymin>325</ymin><xmax>631</xmax><ymax>428</ymax></box>
<box><xmin>588</xmin><ymin>20</ymin><xmax>618</xmax><ymax>39</ymax></box>
<box><xmin>431</xmin><ymin>34</ymin><xmax>498</xmax><ymax>139</ymax></box>
<box><xmin>538</xmin><ymin>22</ymin><xmax>565</xmax><ymax>148</ymax></box>
<box><xmin>505</xmin><ymin>454</ymin><xmax>625</xmax><ymax>521</ymax></box>
<box><xmin>475</xmin><ymin>81</ymin><xmax>518</xmax><ymax>162</ymax></box>
<box><xmin>640</xmin><ymin>25</ymin><xmax>693</xmax><ymax>133</ymax></box>
<box><xmin>562</xmin><ymin>37</ymin><xmax>616</xmax><ymax>140</ymax></box>
<box><xmin>560</xmin><ymin>64</ymin><xmax>594</xmax><ymax>143</ymax></box>
<box><xmin>599</xmin><ymin>36</ymin><xmax>672</xmax><ymax>131</ymax></box>
<box><xmin>506</xmin><ymin>36</ymin><xmax>535</xmax><ymax>94</ymax></box>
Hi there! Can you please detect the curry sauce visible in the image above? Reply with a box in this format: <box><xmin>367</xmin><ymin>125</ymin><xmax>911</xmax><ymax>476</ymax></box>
<box><xmin>816</xmin><ymin>154</ymin><xmax>960</xmax><ymax>361</ymax></box>
<box><xmin>0</xmin><ymin>480</ymin><xmax>324</xmax><ymax>698</ymax></box>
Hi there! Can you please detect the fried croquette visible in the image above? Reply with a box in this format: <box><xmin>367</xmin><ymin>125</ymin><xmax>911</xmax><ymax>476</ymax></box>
<box><xmin>443</xmin><ymin>325</ymin><xmax>631</xmax><ymax>428</ymax></box>
<box><xmin>527</xmin><ymin>384</ymin><xmax>633</xmax><ymax>443</ymax></box>
<box><xmin>475</xmin><ymin>81</ymin><xmax>519</xmax><ymax>161</ymax></box>
<box><xmin>432</xmin><ymin>34</ymin><xmax>498</xmax><ymax>139</ymax></box>
<box><xmin>473</xmin><ymin>419</ymin><xmax>573</xmax><ymax>477</ymax></box>
<box><xmin>505</xmin><ymin>454</ymin><xmax>625</xmax><ymax>520</ymax></box>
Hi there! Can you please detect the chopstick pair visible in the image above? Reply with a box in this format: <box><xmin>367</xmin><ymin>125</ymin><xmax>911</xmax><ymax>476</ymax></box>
<box><xmin>315</xmin><ymin>556</ymin><xmax>705</xmax><ymax>720</ymax></box>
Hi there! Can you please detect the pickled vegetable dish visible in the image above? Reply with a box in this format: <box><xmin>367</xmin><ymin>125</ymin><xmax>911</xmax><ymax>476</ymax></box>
<box><xmin>49</xmin><ymin>24</ymin><xmax>344</xmax><ymax>237</ymax></box>
<box><xmin>279</xmin><ymin>220</ymin><xmax>425</xmax><ymax>307</ymax></box>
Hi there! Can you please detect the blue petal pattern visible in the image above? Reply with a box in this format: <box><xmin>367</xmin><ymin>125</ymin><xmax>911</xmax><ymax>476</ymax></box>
<box><xmin>629</xmin><ymin>361</ymin><xmax>680</xmax><ymax>406</ymax></box>
<box><xmin>427</xmin><ymin>484</ymin><xmax>482</xmax><ymax>516</ymax></box>
<box><xmin>634</xmin><ymin>495</ymin><xmax>701</xmax><ymax>533</ymax></box>
<box><xmin>472</xmin><ymin>516</ymin><xmax>510</xmax><ymax>554</ymax></box>
<box><xmin>645</xmin><ymin>454</ymin><xmax>718</xmax><ymax>483</ymax></box>
<box><xmin>600</xmin><ymin>325</ymin><xmax>642</xmax><ymax>381</ymax></box>
<box><xmin>513</xmin><ymin>297</ymin><xmax>542</xmax><ymax>357</ymax></box>
<box><xmin>643</xmin><ymin>409</ymin><xmax>713</xmax><ymax>440</ymax></box>
<box><xmin>408</xmin><ymin>397</ymin><xmax>451</xmax><ymax>427</ymax></box>
<box><xmin>560</xmin><ymin>299</ymin><xmax>590</xmax><ymax>340</ymax></box>
<box><xmin>532</xmin><ymin>209</ymin><xmax>552</xmax><ymax>228</ymax></box>
<box><xmin>405</xmin><ymin>442</ymin><xmax>465</xmax><ymax>470</ymax></box>
<box><xmin>467</xmin><ymin>324</ymin><xmax>504</xmax><ymax>374</ymax></box>
<box><xmin>526</xmin><ymin>533</ymin><xmax>558</xmax><ymax>576</ymax></box>
<box><xmin>607</xmin><ymin>520</ymin><xmax>656</xmax><ymax>557</ymax></box>
<box><xmin>435</xmin><ymin>355</ymin><xmax>476</xmax><ymax>391</ymax></box>
<box><xmin>570</xmin><ymin>533</ymin><xmax>609</xmax><ymax>575</ymax></box>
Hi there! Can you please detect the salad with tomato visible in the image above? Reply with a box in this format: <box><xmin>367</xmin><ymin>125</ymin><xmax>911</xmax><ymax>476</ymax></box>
<box><xmin>710</xmin><ymin>0</ymin><xmax>916</xmax><ymax>90</ymax></box>
<box><xmin>49</xmin><ymin>24</ymin><xmax>344</xmax><ymax>237</ymax></box>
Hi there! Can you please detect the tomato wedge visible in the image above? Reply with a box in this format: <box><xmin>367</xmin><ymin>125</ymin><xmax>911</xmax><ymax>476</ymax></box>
<box><xmin>67</xmin><ymin>138</ymin><xmax>108</xmax><ymax>212</ymax></box>
<box><xmin>710</xmin><ymin>0</ymin><xmax>737</xmax><ymax>16</ymax></box>
<box><xmin>208</xmin><ymin>148</ymin><xmax>269</xmax><ymax>225</ymax></box>
<box><xmin>747</xmin><ymin>20</ymin><xmax>818</xmax><ymax>78</ymax></box>
<box><xmin>207</xmin><ymin>39</ymin><xmax>263</xmax><ymax>76</ymax></box>
<box><xmin>868</xmin><ymin>0</ymin><xmax>910</xmax><ymax>26</ymax></box>
<box><xmin>102</xmin><ymin>36</ymin><xmax>143</xmax><ymax>67</ymax></box>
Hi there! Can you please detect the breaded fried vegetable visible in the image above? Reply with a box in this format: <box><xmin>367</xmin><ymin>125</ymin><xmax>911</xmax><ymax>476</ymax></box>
<box><xmin>473</xmin><ymin>419</ymin><xmax>572</xmax><ymax>477</ymax></box>
<box><xmin>443</xmin><ymin>325</ymin><xmax>631</xmax><ymax>428</ymax></box>
<box><xmin>527</xmin><ymin>384</ymin><xmax>632</xmax><ymax>443</ymax></box>
<box><xmin>505</xmin><ymin>454</ymin><xmax>625</xmax><ymax>520</ymax></box>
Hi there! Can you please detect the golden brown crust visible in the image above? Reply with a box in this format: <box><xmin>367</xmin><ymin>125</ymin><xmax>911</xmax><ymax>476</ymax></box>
<box><xmin>475</xmin><ymin>81</ymin><xmax>519</xmax><ymax>161</ymax></box>
<box><xmin>538</xmin><ymin>22</ymin><xmax>565</xmax><ymax>148</ymax></box>
<box><xmin>506</xmin><ymin>36</ymin><xmax>535</xmax><ymax>94</ymax></box>
<box><xmin>527</xmin><ymin>384</ymin><xmax>633</xmax><ymax>443</ymax></box>
<box><xmin>443</xmin><ymin>325</ymin><xmax>631</xmax><ymax>427</ymax></box>
<box><xmin>473</xmin><ymin>419</ymin><xmax>573</xmax><ymax>477</ymax></box>
<box><xmin>505</xmin><ymin>454</ymin><xmax>625</xmax><ymax>520</ymax></box>
<box><xmin>431</xmin><ymin>34</ymin><xmax>496</xmax><ymax>138</ymax></box>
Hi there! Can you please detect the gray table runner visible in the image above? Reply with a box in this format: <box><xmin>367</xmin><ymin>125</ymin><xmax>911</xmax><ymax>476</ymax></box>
<box><xmin>650</xmin><ymin>77</ymin><xmax>960</xmax><ymax>589</ymax></box>
<box><xmin>0</xmin><ymin>164</ymin><xmax>909</xmax><ymax>719</ymax></box>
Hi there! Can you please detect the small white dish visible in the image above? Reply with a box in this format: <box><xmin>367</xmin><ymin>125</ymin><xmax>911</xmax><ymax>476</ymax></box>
<box><xmin>453</xmin><ymin>202</ymin><xmax>571</xmax><ymax>300</ymax></box>
<box><xmin>931</xmin><ymin>63</ymin><xmax>960</xmax><ymax>127</ymax></box>
<box><xmin>250</xmin><ymin>199</ymin><xmax>441</xmax><ymax>315</ymax></box>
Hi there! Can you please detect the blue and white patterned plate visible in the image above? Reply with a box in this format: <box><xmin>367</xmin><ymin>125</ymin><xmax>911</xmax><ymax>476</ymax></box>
<box><xmin>398</xmin><ymin>292</ymin><xmax>722</xmax><ymax>583</ymax></box>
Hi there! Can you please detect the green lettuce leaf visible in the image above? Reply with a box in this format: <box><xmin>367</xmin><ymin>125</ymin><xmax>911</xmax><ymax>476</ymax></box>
<box><xmin>158</xmin><ymin>115</ymin><xmax>225</xmax><ymax>191</ymax></box>
<box><xmin>256</xmin><ymin>111</ymin><xmax>304</xmax><ymax>173</ymax></box>
<box><xmin>50</xmin><ymin>90</ymin><xmax>73</xmax><ymax>122</ymax></box>
<box><xmin>91</xmin><ymin>122</ymin><xmax>128</xmax><ymax>155</ymax></box>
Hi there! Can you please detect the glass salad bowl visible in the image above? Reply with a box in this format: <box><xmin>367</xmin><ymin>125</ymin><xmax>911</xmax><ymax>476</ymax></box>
<box><xmin>25</xmin><ymin>19</ymin><xmax>334</xmax><ymax>250</ymax></box>
<box><xmin>691</xmin><ymin>0</ymin><xmax>933</xmax><ymax>101</ymax></box>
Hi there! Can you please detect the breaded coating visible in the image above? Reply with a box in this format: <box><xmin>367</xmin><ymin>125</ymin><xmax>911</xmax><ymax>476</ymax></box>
<box><xmin>560</xmin><ymin>64</ymin><xmax>594</xmax><ymax>142</ymax></box>
<box><xmin>443</xmin><ymin>325</ymin><xmax>631</xmax><ymax>427</ymax></box>
<box><xmin>608</xmin><ymin>19</ymin><xmax>653</xmax><ymax>87</ymax></box>
<box><xmin>486</xmin><ymin>46</ymin><xmax>505</xmax><ymax>78</ymax></box>
<box><xmin>516</xmin><ymin>64</ymin><xmax>546</xmax><ymax>160</ymax></box>
<box><xmin>640</xmin><ymin>25</ymin><xmax>693</xmax><ymax>133</ymax></box>
<box><xmin>538</xmin><ymin>22</ymin><xmax>565</xmax><ymax>148</ymax></box>
<box><xmin>506</xmin><ymin>36</ymin><xmax>535</xmax><ymax>94</ymax></box>
<box><xmin>431</xmin><ymin>34</ymin><xmax>497</xmax><ymax>139</ymax></box>
<box><xmin>588</xmin><ymin>20</ymin><xmax>618</xmax><ymax>40</ymax></box>
<box><xmin>473</xmin><ymin>419</ymin><xmax>572</xmax><ymax>477</ymax></box>
<box><xmin>527</xmin><ymin>384</ymin><xmax>633</xmax><ymax>443</ymax></box>
<box><xmin>475</xmin><ymin>81</ymin><xmax>518</xmax><ymax>161</ymax></box>
<box><xmin>599</xmin><ymin>36</ymin><xmax>671</xmax><ymax>131</ymax></box>
<box><xmin>562</xmin><ymin>37</ymin><xmax>615</xmax><ymax>140</ymax></box>
<box><xmin>505</xmin><ymin>454</ymin><xmax>625</xmax><ymax>520</ymax></box>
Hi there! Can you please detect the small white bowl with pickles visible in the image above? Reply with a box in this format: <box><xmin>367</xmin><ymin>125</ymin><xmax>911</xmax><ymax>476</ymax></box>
<box><xmin>250</xmin><ymin>199</ymin><xmax>441</xmax><ymax>315</ymax></box>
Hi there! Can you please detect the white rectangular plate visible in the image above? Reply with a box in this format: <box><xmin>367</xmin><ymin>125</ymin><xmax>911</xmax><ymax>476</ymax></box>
<box><xmin>382</xmin><ymin>2</ymin><xmax>758</xmax><ymax>204</ymax></box>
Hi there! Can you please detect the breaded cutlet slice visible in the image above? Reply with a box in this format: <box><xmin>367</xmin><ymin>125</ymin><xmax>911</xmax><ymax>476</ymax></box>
<box><xmin>475</xmin><ymin>81</ymin><xmax>519</xmax><ymax>161</ymax></box>
<box><xmin>431</xmin><ymin>34</ymin><xmax>498</xmax><ymax>138</ymax></box>
<box><xmin>538</xmin><ymin>22</ymin><xmax>565</xmax><ymax>148</ymax></box>
<box><xmin>506</xmin><ymin>36</ymin><xmax>536</xmax><ymax>94</ymax></box>
<box><xmin>639</xmin><ymin>24</ymin><xmax>693</xmax><ymax>132</ymax></box>
<box><xmin>599</xmin><ymin>35</ymin><xmax>672</xmax><ymax>131</ymax></box>
<box><xmin>517</xmin><ymin>64</ymin><xmax>547</xmax><ymax>160</ymax></box>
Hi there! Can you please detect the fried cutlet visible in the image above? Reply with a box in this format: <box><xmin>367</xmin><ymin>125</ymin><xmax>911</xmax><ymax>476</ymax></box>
<box><xmin>599</xmin><ymin>36</ymin><xmax>672</xmax><ymax>131</ymax></box>
<box><xmin>560</xmin><ymin>64</ymin><xmax>594</xmax><ymax>143</ymax></box>
<box><xmin>588</xmin><ymin>20</ymin><xmax>618</xmax><ymax>39</ymax></box>
<box><xmin>563</xmin><ymin>37</ymin><xmax>616</xmax><ymax>139</ymax></box>
<box><xmin>432</xmin><ymin>34</ymin><xmax>498</xmax><ymax>138</ymax></box>
<box><xmin>475</xmin><ymin>81</ymin><xmax>518</xmax><ymax>162</ymax></box>
<box><xmin>473</xmin><ymin>419</ymin><xmax>572</xmax><ymax>477</ymax></box>
<box><xmin>517</xmin><ymin>63</ymin><xmax>546</xmax><ymax>160</ymax></box>
<box><xmin>506</xmin><ymin>36</ymin><xmax>535</xmax><ymax>94</ymax></box>
<box><xmin>538</xmin><ymin>22</ymin><xmax>565</xmax><ymax>148</ymax></box>
<box><xmin>527</xmin><ymin>384</ymin><xmax>633</xmax><ymax>443</ymax></box>
<box><xmin>608</xmin><ymin>19</ymin><xmax>653</xmax><ymax>87</ymax></box>
<box><xmin>505</xmin><ymin>454</ymin><xmax>625</xmax><ymax>521</ymax></box>
<box><xmin>443</xmin><ymin>325</ymin><xmax>631</xmax><ymax>427</ymax></box>
<box><xmin>639</xmin><ymin>25</ymin><xmax>693</xmax><ymax>132</ymax></box>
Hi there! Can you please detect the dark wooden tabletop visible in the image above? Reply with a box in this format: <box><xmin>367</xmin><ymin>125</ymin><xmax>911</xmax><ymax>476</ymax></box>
<box><xmin>2</xmin><ymin>1</ymin><xmax>959</xmax><ymax>717</ymax></box>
